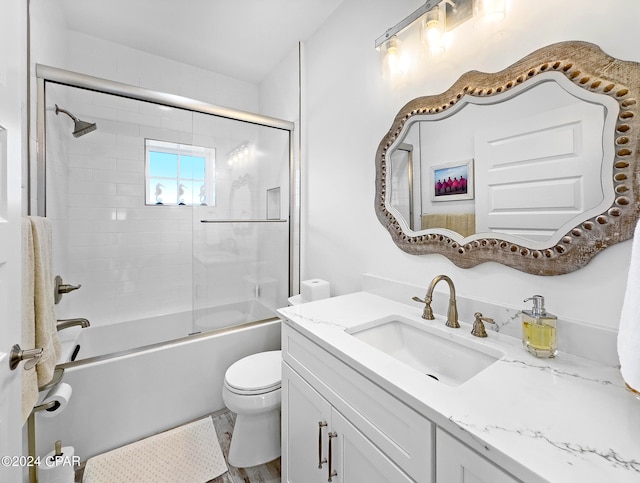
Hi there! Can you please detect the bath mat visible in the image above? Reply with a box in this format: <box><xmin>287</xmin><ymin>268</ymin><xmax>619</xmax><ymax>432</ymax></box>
<box><xmin>82</xmin><ymin>417</ymin><xmax>228</xmax><ymax>483</ymax></box>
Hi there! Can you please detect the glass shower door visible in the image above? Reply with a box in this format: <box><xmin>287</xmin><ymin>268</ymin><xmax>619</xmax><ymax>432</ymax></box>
<box><xmin>191</xmin><ymin>112</ymin><xmax>290</xmax><ymax>334</ymax></box>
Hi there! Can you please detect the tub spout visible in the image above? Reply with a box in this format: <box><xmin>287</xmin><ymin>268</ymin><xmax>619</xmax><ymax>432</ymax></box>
<box><xmin>56</xmin><ymin>318</ymin><xmax>91</xmax><ymax>331</ymax></box>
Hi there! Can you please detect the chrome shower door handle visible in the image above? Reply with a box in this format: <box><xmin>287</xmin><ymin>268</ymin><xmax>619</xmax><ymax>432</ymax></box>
<box><xmin>318</xmin><ymin>421</ymin><xmax>328</xmax><ymax>469</ymax></box>
<box><xmin>328</xmin><ymin>431</ymin><xmax>338</xmax><ymax>482</ymax></box>
<box><xmin>9</xmin><ymin>344</ymin><xmax>43</xmax><ymax>370</ymax></box>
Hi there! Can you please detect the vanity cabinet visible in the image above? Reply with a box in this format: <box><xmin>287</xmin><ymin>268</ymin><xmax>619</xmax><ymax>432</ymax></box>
<box><xmin>282</xmin><ymin>325</ymin><xmax>434</xmax><ymax>483</ymax></box>
<box><xmin>282</xmin><ymin>323</ymin><xmax>524</xmax><ymax>483</ymax></box>
<box><xmin>436</xmin><ymin>429</ymin><xmax>519</xmax><ymax>483</ymax></box>
<box><xmin>283</xmin><ymin>364</ymin><xmax>414</xmax><ymax>483</ymax></box>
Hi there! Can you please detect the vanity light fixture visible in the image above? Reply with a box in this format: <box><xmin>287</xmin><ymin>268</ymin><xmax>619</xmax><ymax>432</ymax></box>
<box><xmin>376</xmin><ymin>0</ymin><xmax>506</xmax><ymax>76</ymax></box>
<box><xmin>375</xmin><ymin>0</ymin><xmax>441</xmax><ymax>52</ymax></box>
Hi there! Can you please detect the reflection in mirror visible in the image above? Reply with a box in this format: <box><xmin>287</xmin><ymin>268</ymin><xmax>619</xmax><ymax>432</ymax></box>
<box><xmin>376</xmin><ymin>41</ymin><xmax>640</xmax><ymax>275</ymax></box>
<box><xmin>389</xmin><ymin>143</ymin><xmax>415</xmax><ymax>230</ymax></box>
<box><xmin>387</xmin><ymin>72</ymin><xmax>617</xmax><ymax>247</ymax></box>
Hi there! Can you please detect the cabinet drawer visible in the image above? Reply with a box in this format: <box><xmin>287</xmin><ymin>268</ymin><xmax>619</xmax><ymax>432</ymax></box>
<box><xmin>283</xmin><ymin>325</ymin><xmax>433</xmax><ymax>483</ymax></box>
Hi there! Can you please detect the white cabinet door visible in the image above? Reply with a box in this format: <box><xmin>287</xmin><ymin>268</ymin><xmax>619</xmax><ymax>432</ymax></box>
<box><xmin>331</xmin><ymin>410</ymin><xmax>414</xmax><ymax>483</ymax></box>
<box><xmin>283</xmin><ymin>363</ymin><xmax>415</xmax><ymax>483</ymax></box>
<box><xmin>436</xmin><ymin>429</ymin><xmax>518</xmax><ymax>483</ymax></box>
<box><xmin>282</xmin><ymin>363</ymin><xmax>332</xmax><ymax>483</ymax></box>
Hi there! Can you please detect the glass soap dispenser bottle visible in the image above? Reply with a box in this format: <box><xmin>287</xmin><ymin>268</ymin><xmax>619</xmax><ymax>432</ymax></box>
<box><xmin>522</xmin><ymin>295</ymin><xmax>557</xmax><ymax>358</ymax></box>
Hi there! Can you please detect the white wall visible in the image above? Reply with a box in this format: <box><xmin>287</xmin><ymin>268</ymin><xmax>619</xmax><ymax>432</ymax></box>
<box><xmin>300</xmin><ymin>0</ymin><xmax>640</xmax><ymax>331</ymax></box>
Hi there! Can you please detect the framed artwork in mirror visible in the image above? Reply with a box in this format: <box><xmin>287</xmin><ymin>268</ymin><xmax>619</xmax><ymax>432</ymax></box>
<box><xmin>431</xmin><ymin>159</ymin><xmax>474</xmax><ymax>201</ymax></box>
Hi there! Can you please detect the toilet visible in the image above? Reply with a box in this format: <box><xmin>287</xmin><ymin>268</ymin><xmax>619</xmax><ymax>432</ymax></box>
<box><xmin>222</xmin><ymin>350</ymin><xmax>282</xmax><ymax>468</ymax></box>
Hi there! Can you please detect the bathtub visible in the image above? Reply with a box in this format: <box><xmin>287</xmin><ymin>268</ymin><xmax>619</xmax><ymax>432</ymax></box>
<box><xmin>36</xmin><ymin>302</ymin><xmax>281</xmax><ymax>461</ymax></box>
<box><xmin>65</xmin><ymin>300</ymin><xmax>276</xmax><ymax>362</ymax></box>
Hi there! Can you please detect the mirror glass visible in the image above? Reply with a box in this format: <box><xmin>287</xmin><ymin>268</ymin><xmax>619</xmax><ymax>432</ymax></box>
<box><xmin>375</xmin><ymin>41</ymin><xmax>640</xmax><ymax>275</ymax></box>
<box><xmin>387</xmin><ymin>72</ymin><xmax>618</xmax><ymax>249</ymax></box>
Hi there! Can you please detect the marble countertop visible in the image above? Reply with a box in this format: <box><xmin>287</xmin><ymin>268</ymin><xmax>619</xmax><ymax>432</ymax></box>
<box><xmin>277</xmin><ymin>291</ymin><xmax>640</xmax><ymax>483</ymax></box>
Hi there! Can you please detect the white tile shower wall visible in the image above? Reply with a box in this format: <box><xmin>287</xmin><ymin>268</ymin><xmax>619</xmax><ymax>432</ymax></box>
<box><xmin>38</xmin><ymin>26</ymin><xmax>263</xmax><ymax>326</ymax></box>
<box><xmin>50</xmin><ymin>91</ymin><xmax>194</xmax><ymax>326</ymax></box>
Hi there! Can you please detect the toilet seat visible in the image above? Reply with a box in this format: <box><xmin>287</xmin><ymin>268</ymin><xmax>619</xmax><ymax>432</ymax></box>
<box><xmin>224</xmin><ymin>350</ymin><xmax>281</xmax><ymax>395</ymax></box>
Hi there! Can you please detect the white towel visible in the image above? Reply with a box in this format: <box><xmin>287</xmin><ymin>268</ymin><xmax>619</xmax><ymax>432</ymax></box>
<box><xmin>618</xmin><ymin>219</ymin><xmax>640</xmax><ymax>394</ymax></box>
<box><xmin>21</xmin><ymin>218</ymin><xmax>38</xmax><ymax>424</ymax></box>
<box><xmin>28</xmin><ymin>216</ymin><xmax>61</xmax><ymax>387</ymax></box>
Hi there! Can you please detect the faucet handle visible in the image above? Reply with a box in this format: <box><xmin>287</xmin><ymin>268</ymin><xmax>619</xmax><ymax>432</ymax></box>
<box><xmin>412</xmin><ymin>296</ymin><xmax>435</xmax><ymax>320</ymax></box>
<box><xmin>471</xmin><ymin>312</ymin><xmax>495</xmax><ymax>338</ymax></box>
<box><xmin>54</xmin><ymin>275</ymin><xmax>82</xmax><ymax>304</ymax></box>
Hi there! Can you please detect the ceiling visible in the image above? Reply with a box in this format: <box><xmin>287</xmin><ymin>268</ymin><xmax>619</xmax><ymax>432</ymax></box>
<box><xmin>59</xmin><ymin>0</ymin><xmax>344</xmax><ymax>84</ymax></box>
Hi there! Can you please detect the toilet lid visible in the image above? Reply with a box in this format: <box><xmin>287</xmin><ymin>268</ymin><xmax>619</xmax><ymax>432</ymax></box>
<box><xmin>224</xmin><ymin>350</ymin><xmax>282</xmax><ymax>393</ymax></box>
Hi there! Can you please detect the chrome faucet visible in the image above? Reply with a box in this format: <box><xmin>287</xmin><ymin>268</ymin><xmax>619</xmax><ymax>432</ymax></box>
<box><xmin>412</xmin><ymin>275</ymin><xmax>459</xmax><ymax>328</ymax></box>
<box><xmin>56</xmin><ymin>318</ymin><xmax>91</xmax><ymax>331</ymax></box>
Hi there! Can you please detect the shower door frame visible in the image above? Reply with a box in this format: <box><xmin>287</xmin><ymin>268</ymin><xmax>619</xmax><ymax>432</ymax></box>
<box><xmin>35</xmin><ymin>64</ymin><xmax>299</xmax><ymax>296</ymax></box>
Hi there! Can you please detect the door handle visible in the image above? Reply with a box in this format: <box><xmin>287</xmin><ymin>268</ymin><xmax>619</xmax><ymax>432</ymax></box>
<box><xmin>328</xmin><ymin>431</ymin><xmax>338</xmax><ymax>482</ymax></box>
<box><xmin>318</xmin><ymin>421</ymin><xmax>328</xmax><ymax>469</ymax></box>
<box><xmin>9</xmin><ymin>344</ymin><xmax>43</xmax><ymax>371</ymax></box>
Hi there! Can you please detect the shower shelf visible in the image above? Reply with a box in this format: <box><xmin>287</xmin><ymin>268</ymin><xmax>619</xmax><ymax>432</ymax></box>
<box><xmin>200</xmin><ymin>219</ymin><xmax>287</xmax><ymax>223</ymax></box>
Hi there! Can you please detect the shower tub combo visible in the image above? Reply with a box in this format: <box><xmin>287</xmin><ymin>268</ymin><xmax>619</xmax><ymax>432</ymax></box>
<box><xmin>34</xmin><ymin>65</ymin><xmax>296</xmax><ymax>461</ymax></box>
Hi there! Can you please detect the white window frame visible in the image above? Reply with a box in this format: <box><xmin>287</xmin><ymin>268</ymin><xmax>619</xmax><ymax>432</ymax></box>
<box><xmin>145</xmin><ymin>139</ymin><xmax>216</xmax><ymax>206</ymax></box>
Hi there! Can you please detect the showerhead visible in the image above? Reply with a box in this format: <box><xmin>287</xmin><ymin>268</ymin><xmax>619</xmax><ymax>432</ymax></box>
<box><xmin>71</xmin><ymin>119</ymin><xmax>97</xmax><ymax>138</ymax></box>
<box><xmin>55</xmin><ymin>104</ymin><xmax>97</xmax><ymax>138</ymax></box>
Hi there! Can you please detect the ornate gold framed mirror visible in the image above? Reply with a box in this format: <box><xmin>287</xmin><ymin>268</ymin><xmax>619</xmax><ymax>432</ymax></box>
<box><xmin>375</xmin><ymin>41</ymin><xmax>640</xmax><ymax>275</ymax></box>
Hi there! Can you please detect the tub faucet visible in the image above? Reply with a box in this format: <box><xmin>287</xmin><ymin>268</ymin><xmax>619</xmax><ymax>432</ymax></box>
<box><xmin>412</xmin><ymin>275</ymin><xmax>459</xmax><ymax>328</ymax></box>
<box><xmin>56</xmin><ymin>318</ymin><xmax>91</xmax><ymax>331</ymax></box>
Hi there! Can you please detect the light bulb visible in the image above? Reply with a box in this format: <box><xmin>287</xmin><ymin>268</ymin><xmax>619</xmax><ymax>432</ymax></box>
<box><xmin>381</xmin><ymin>36</ymin><xmax>407</xmax><ymax>81</ymax></box>
<box><xmin>421</xmin><ymin>6</ymin><xmax>445</xmax><ymax>57</ymax></box>
<box><xmin>474</xmin><ymin>0</ymin><xmax>506</xmax><ymax>25</ymax></box>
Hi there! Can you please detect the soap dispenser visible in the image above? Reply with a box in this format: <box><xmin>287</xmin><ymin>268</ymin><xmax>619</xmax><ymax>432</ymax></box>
<box><xmin>522</xmin><ymin>295</ymin><xmax>557</xmax><ymax>358</ymax></box>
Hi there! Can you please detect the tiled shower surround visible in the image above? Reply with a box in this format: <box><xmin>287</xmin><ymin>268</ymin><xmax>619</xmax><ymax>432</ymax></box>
<box><xmin>46</xmin><ymin>82</ymin><xmax>290</xmax><ymax>329</ymax></box>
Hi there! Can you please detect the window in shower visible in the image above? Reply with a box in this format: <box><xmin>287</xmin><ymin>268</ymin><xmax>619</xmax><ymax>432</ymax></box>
<box><xmin>145</xmin><ymin>139</ymin><xmax>216</xmax><ymax>206</ymax></box>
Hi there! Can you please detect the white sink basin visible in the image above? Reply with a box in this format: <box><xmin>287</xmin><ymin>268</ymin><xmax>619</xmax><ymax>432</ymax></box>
<box><xmin>347</xmin><ymin>315</ymin><xmax>504</xmax><ymax>386</ymax></box>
